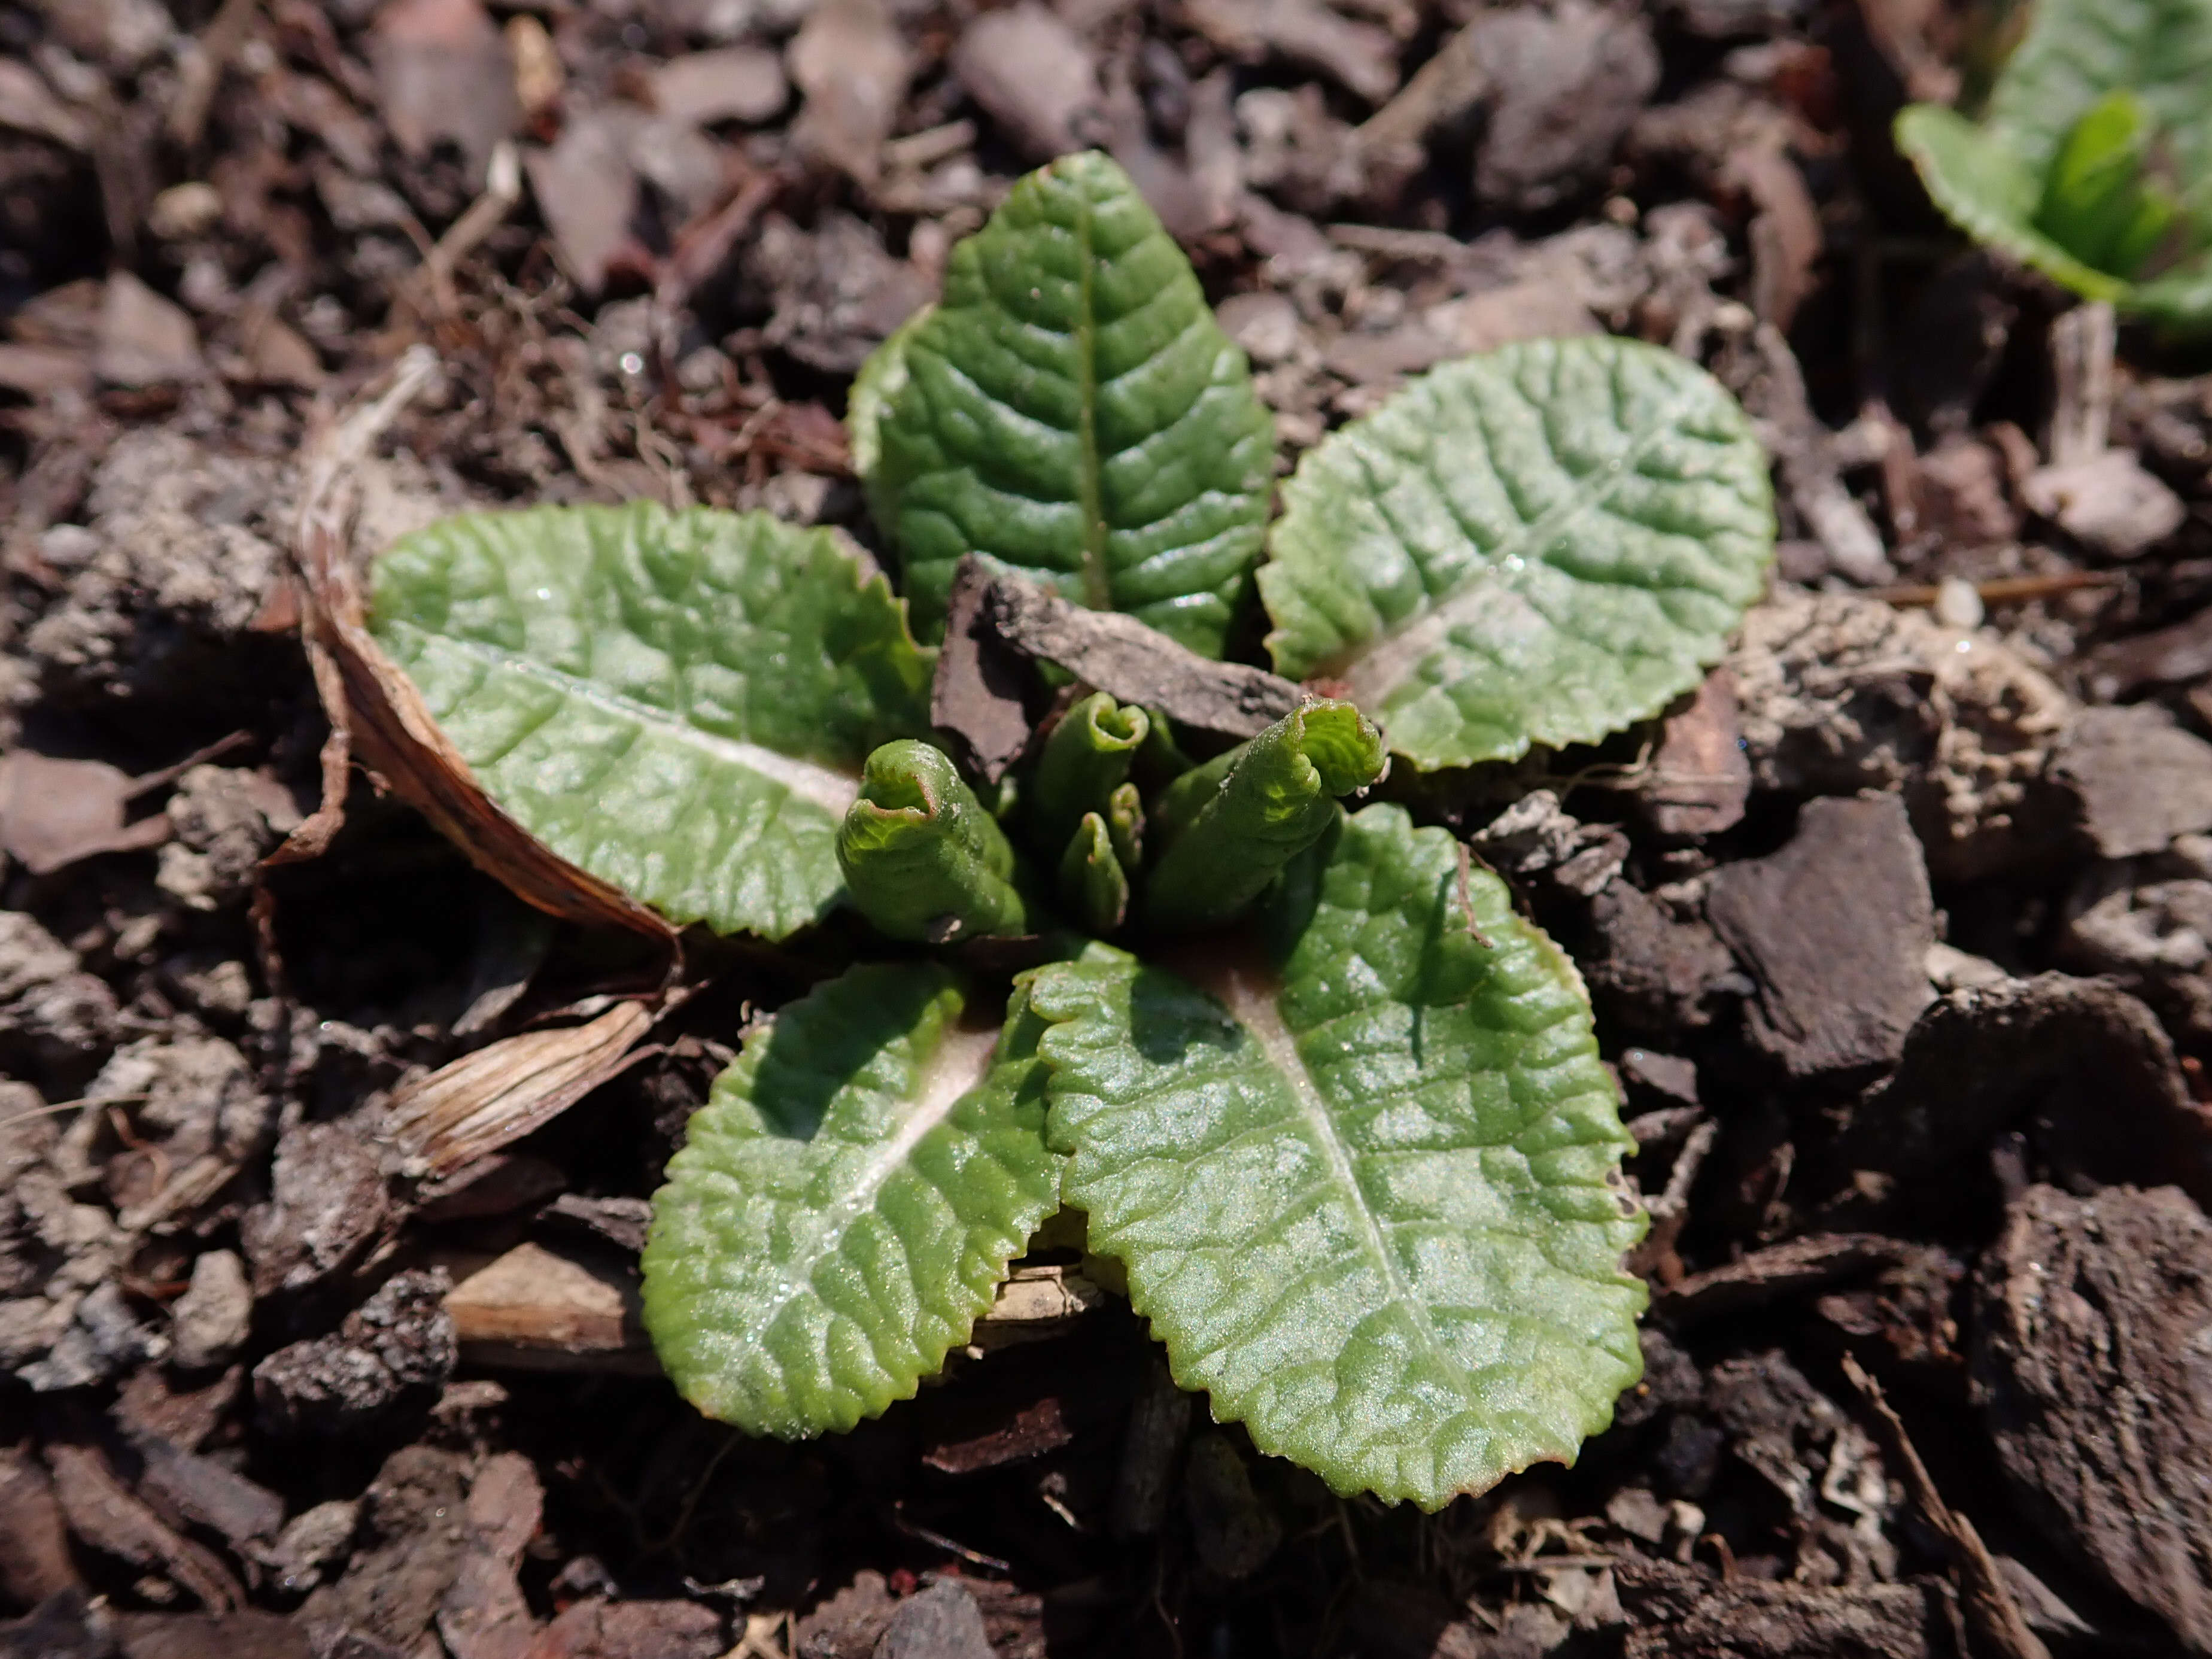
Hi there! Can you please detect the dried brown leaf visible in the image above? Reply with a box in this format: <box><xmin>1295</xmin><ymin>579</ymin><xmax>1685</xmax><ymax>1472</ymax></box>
<box><xmin>384</xmin><ymin>1002</ymin><xmax>657</xmax><ymax>1179</ymax></box>
<box><xmin>272</xmin><ymin>349</ymin><xmax>679</xmax><ymax>955</ymax></box>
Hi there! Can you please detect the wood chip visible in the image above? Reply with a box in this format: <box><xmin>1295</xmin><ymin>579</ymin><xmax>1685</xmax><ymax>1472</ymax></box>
<box><xmin>931</xmin><ymin>559</ymin><xmax>1038</xmax><ymax>785</ymax></box>
<box><xmin>1976</xmin><ymin>1184</ymin><xmax>2212</xmax><ymax>1653</ymax></box>
<box><xmin>2052</xmin><ymin>704</ymin><xmax>2212</xmax><ymax>859</ymax></box>
<box><xmin>95</xmin><ymin>273</ymin><xmax>202</xmax><ymax>388</ymax></box>
<box><xmin>1706</xmin><ymin>794</ymin><xmax>1935</xmax><ymax>1078</ymax></box>
<box><xmin>0</xmin><ymin>751</ymin><xmax>172</xmax><ymax>874</ymax></box>
<box><xmin>0</xmin><ymin>1447</ymin><xmax>83</xmax><ymax>1607</ymax></box>
<box><xmin>968</xmin><ymin>1263</ymin><xmax>1104</xmax><ymax>1351</ymax></box>
<box><xmin>1639</xmin><ymin>669</ymin><xmax>1749</xmax><ymax>839</ymax></box>
<box><xmin>47</xmin><ymin>1442</ymin><xmax>242</xmax><ymax>1612</ymax></box>
<box><xmin>971</xmin><ymin>559</ymin><xmax>1307</xmax><ymax>740</ymax></box>
<box><xmin>950</xmin><ymin>4</ymin><xmax>1098</xmax><ymax>163</ymax></box>
<box><xmin>1655</xmin><ymin>1234</ymin><xmax>1917</xmax><ymax>1326</ymax></box>
<box><xmin>444</xmin><ymin>1242</ymin><xmax>654</xmax><ymax>1372</ymax></box>
<box><xmin>647</xmin><ymin>47</ymin><xmax>788</xmax><ymax>126</ymax></box>
<box><xmin>132</xmin><ymin>1434</ymin><xmax>284</xmax><ymax>1549</ymax></box>
<box><xmin>1843</xmin><ymin>973</ymin><xmax>2212</xmax><ymax>1206</ymax></box>
<box><xmin>2021</xmin><ymin>451</ymin><xmax>2186</xmax><ymax>560</ymax></box>
<box><xmin>786</xmin><ymin>0</ymin><xmax>911</xmax><ymax>187</ymax></box>
<box><xmin>523</xmin><ymin>1599</ymin><xmax>723</xmax><ymax>1659</ymax></box>
<box><xmin>383</xmin><ymin>1001</ymin><xmax>657</xmax><ymax>1179</ymax></box>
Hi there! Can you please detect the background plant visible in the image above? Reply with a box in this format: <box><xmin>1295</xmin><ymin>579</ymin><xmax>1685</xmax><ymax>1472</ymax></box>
<box><xmin>364</xmin><ymin>152</ymin><xmax>1775</xmax><ymax>1508</ymax></box>
<box><xmin>1894</xmin><ymin>0</ymin><xmax>2212</xmax><ymax>330</ymax></box>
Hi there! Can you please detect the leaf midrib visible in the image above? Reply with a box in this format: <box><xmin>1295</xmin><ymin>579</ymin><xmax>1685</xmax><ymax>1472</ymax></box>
<box><xmin>1332</xmin><ymin>375</ymin><xmax>1710</xmax><ymax>706</ymax></box>
<box><xmin>400</xmin><ymin>629</ymin><xmax>863</xmax><ymax>818</ymax></box>
<box><xmin>1071</xmin><ymin>181</ymin><xmax>1110</xmax><ymax>614</ymax></box>
<box><xmin>743</xmin><ymin>1018</ymin><xmax>1002</xmax><ymax>1350</ymax></box>
<box><xmin>1204</xmin><ymin>961</ymin><xmax>1482</xmax><ymax>1414</ymax></box>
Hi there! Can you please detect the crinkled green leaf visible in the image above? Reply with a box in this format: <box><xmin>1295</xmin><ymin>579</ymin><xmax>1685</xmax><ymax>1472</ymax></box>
<box><xmin>1029</xmin><ymin>804</ymin><xmax>1646</xmax><ymax>1509</ymax></box>
<box><xmin>642</xmin><ymin>962</ymin><xmax>1062</xmax><ymax>1436</ymax></box>
<box><xmin>1058</xmin><ymin>812</ymin><xmax>1130</xmax><ymax>934</ymax></box>
<box><xmin>1258</xmin><ymin>338</ymin><xmax>1775</xmax><ymax>771</ymax></box>
<box><xmin>1894</xmin><ymin>0</ymin><xmax>2212</xmax><ymax>328</ymax></box>
<box><xmin>847</xmin><ymin>303</ymin><xmax>928</xmax><ymax>498</ymax></box>
<box><xmin>1030</xmin><ymin>692</ymin><xmax>1149</xmax><ymax>856</ymax></box>
<box><xmin>858</xmin><ymin>151</ymin><xmax>1278</xmax><ymax>657</ymax></box>
<box><xmin>369</xmin><ymin>503</ymin><xmax>932</xmax><ymax>940</ymax></box>
<box><xmin>1143</xmin><ymin>700</ymin><xmax>1386</xmax><ymax>931</ymax></box>
<box><xmin>837</xmin><ymin>741</ymin><xmax>1031</xmax><ymax>942</ymax></box>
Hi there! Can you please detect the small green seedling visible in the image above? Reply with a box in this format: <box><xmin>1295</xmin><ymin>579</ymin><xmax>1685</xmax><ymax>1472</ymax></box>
<box><xmin>367</xmin><ymin>152</ymin><xmax>1775</xmax><ymax>1508</ymax></box>
<box><xmin>1895</xmin><ymin>0</ymin><xmax>2212</xmax><ymax>329</ymax></box>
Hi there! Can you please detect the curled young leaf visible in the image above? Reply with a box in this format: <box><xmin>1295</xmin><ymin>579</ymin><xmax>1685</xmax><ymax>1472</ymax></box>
<box><xmin>642</xmin><ymin>963</ymin><xmax>1063</xmax><ymax>1435</ymax></box>
<box><xmin>1058</xmin><ymin>811</ymin><xmax>1131</xmax><ymax>935</ymax></box>
<box><xmin>1105</xmin><ymin>779</ymin><xmax>1145</xmax><ymax>870</ymax></box>
<box><xmin>1143</xmin><ymin>700</ymin><xmax>1385</xmax><ymax>931</ymax></box>
<box><xmin>837</xmin><ymin>740</ymin><xmax>1031</xmax><ymax>942</ymax></box>
<box><xmin>858</xmin><ymin>151</ymin><xmax>1278</xmax><ymax>657</ymax></box>
<box><xmin>1258</xmin><ymin>338</ymin><xmax>1775</xmax><ymax>770</ymax></box>
<box><xmin>369</xmin><ymin>503</ymin><xmax>934</xmax><ymax>940</ymax></box>
<box><xmin>1030</xmin><ymin>805</ymin><xmax>1646</xmax><ymax>1509</ymax></box>
<box><xmin>1031</xmin><ymin>691</ymin><xmax>1149</xmax><ymax>855</ymax></box>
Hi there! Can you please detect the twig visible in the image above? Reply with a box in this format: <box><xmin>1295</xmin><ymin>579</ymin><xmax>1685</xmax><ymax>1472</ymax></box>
<box><xmin>1868</xmin><ymin>570</ymin><xmax>2124</xmax><ymax>609</ymax></box>
<box><xmin>889</xmin><ymin>1505</ymin><xmax>1013</xmax><ymax>1574</ymax></box>
<box><xmin>1842</xmin><ymin>1354</ymin><xmax>2052</xmax><ymax>1659</ymax></box>
<box><xmin>2048</xmin><ymin>303</ymin><xmax>2116</xmax><ymax>469</ymax></box>
<box><xmin>420</xmin><ymin>141</ymin><xmax>523</xmax><ymax>318</ymax></box>
<box><xmin>0</xmin><ymin>1093</ymin><xmax>151</xmax><ymax>1135</ymax></box>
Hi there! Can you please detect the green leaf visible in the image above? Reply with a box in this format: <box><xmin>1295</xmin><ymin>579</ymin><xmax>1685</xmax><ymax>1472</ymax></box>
<box><xmin>1029</xmin><ymin>804</ymin><xmax>1646</xmax><ymax>1508</ymax></box>
<box><xmin>1143</xmin><ymin>700</ymin><xmax>1386</xmax><ymax>931</ymax></box>
<box><xmin>2035</xmin><ymin>91</ymin><xmax>2183</xmax><ymax>277</ymax></box>
<box><xmin>369</xmin><ymin>502</ymin><xmax>932</xmax><ymax>940</ymax></box>
<box><xmin>1258</xmin><ymin>338</ymin><xmax>1775</xmax><ymax>771</ymax></box>
<box><xmin>643</xmin><ymin>962</ymin><xmax>1063</xmax><ymax>1436</ymax></box>
<box><xmin>858</xmin><ymin>151</ymin><xmax>1278</xmax><ymax>657</ymax></box>
<box><xmin>1892</xmin><ymin>0</ymin><xmax>2212</xmax><ymax>326</ymax></box>
<box><xmin>1895</xmin><ymin>105</ymin><xmax>2131</xmax><ymax>300</ymax></box>
<box><xmin>1030</xmin><ymin>692</ymin><xmax>1149</xmax><ymax>855</ymax></box>
<box><xmin>1983</xmin><ymin>0</ymin><xmax>2212</xmax><ymax>199</ymax></box>
<box><xmin>847</xmin><ymin>304</ymin><xmax>929</xmax><ymax>499</ymax></box>
<box><xmin>1058</xmin><ymin>812</ymin><xmax>1131</xmax><ymax>934</ymax></box>
<box><xmin>837</xmin><ymin>741</ymin><xmax>1031</xmax><ymax>942</ymax></box>
<box><xmin>1105</xmin><ymin>779</ymin><xmax>1145</xmax><ymax>870</ymax></box>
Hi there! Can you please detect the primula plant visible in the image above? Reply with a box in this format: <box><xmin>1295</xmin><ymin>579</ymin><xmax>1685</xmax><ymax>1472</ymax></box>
<box><xmin>1894</xmin><ymin>0</ymin><xmax>2212</xmax><ymax>329</ymax></box>
<box><xmin>365</xmin><ymin>153</ymin><xmax>1775</xmax><ymax>1508</ymax></box>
